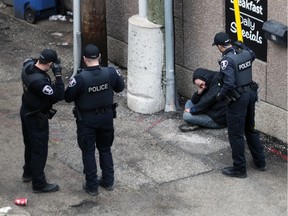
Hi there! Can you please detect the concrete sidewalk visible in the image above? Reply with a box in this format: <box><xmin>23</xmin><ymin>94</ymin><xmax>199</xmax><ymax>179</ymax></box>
<box><xmin>0</xmin><ymin>6</ymin><xmax>287</xmax><ymax>216</ymax></box>
<box><xmin>0</xmin><ymin>79</ymin><xmax>287</xmax><ymax>216</ymax></box>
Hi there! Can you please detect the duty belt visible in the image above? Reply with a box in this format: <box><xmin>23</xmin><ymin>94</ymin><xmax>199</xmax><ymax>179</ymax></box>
<box><xmin>236</xmin><ymin>82</ymin><xmax>258</xmax><ymax>94</ymax></box>
<box><xmin>95</xmin><ymin>107</ymin><xmax>110</xmax><ymax>114</ymax></box>
<box><xmin>79</xmin><ymin>105</ymin><xmax>112</xmax><ymax>114</ymax></box>
<box><xmin>74</xmin><ymin>103</ymin><xmax>118</xmax><ymax>120</ymax></box>
<box><xmin>236</xmin><ymin>85</ymin><xmax>251</xmax><ymax>94</ymax></box>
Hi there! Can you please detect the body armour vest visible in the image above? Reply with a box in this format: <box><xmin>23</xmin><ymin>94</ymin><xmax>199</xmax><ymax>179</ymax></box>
<box><xmin>22</xmin><ymin>61</ymin><xmax>52</xmax><ymax>110</ymax></box>
<box><xmin>75</xmin><ymin>68</ymin><xmax>113</xmax><ymax>110</ymax></box>
<box><xmin>226</xmin><ymin>50</ymin><xmax>253</xmax><ymax>87</ymax></box>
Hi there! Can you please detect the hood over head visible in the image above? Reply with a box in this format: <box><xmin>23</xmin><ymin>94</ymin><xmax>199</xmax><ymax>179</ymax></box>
<box><xmin>192</xmin><ymin>68</ymin><xmax>218</xmax><ymax>87</ymax></box>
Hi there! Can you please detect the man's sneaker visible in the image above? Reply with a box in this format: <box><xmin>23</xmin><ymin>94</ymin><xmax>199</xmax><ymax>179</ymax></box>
<box><xmin>83</xmin><ymin>184</ymin><xmax>98</xmax><ymax>196</ymax></box>
<box><xmin>22</xmin><ymin>174</ymin><xmax>32</xmax><ymax>183</ymax></box>
<box><xmin>33</xmin><ymin>183</ymin><xmax>59</xmax><ymax>193</ymax></box>
<box><xmin>178</xmin><ymin>124</ymin><xmax>200</xmax><ymax>132</ymax></box>
<box><xmin>99</xmin><ymin>180</ymin><xmax>114</xmax><ymax>191</ymax></box>
<box><xmin>253</xmin><ymin>163</ymin><xmax>267</xmax><ymax>171</ymax></box>
<box><xmin>222</xmin><ymin>166</ymin><xmax>247</xmax><ymax>178</ymax></box>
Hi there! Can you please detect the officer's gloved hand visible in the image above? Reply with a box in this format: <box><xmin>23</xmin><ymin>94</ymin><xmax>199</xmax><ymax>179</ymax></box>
<box><xmin>52</xmin><ymin>63</ymin><xmax>62</xmax><ymax>76</ymax></box>
<box><xmin>233</xmin><ymin>41</ymin><xmax>247</xmax><ymax>50</ymax></box>
<box><xmin>216</xmin><ymin>92</ymin><xmax>225</xmax><ymax>101</ymax></box>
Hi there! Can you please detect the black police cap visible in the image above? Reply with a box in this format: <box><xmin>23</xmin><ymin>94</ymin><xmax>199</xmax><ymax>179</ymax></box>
<box><xmin>212</xmin><ymin>32</ymin><xmax>231</xmax><ymax>46</ymax></box>
<box><xmin>84</xmin><ymin>44</ymin><xmax>100</xmax><ymax>59</ymax></box>
<box><xmin>39</xmin><ymin>49</ymin><xmax>58</xmax><ymax>63</ymax></box>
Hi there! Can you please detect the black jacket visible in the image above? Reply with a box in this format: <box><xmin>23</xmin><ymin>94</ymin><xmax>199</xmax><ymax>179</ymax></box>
<box><xmin>65</xmin><ymin>66</ymin><xmax>125</xmax><ymax>104</ymax></box>
<box><xmin>190</xmin><ymin>68</ymin><xmax>227</xmax><ymax>126</ymax></box>
<box><xmin>218</xmin><ymin>45</ymin><xmax>256</xmax><ymax>98</ymax></box>
<box><xmin>21</xmin><ymin>59</ymin><xmax>64</xmax><ymax>111</ymax></box>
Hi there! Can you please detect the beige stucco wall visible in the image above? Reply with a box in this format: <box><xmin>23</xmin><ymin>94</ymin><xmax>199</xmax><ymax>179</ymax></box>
<box><xmin>255</xmin><ymin>0</ymin><xmax>287</xmax><ymax>143</ymax></box>
<box><xmin>106</xmin><ymin>1</ymin><xmax>137</xmax><ymax>67</ymax></box>
<box><xmin>106</xmin><ymin>0</ymin><xmax>287</xmax><ymax>143</ymax></box>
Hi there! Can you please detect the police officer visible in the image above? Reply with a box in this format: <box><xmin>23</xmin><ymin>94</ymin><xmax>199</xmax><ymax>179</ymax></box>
<box><xmin>20</xmin><ymin>48</ymin><xmax>64</xmax><ymax>192</ymax></box>
<box><xmin>65</xmin><ymin>44</ymin><xmax>125</xmax><ymax>196</ymax></box>
<box><xmin>213</xmin><ymin>32</ymin><xmax>266</xmax><ymax>178</ymax></box>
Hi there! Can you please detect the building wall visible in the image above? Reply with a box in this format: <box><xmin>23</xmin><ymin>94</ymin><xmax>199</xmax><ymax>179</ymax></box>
<box><xmin>106</xmin><ymin>0</ymin><xmax>287</xmax><ymax>143</ymax></box>
<box><xmin>106</xmin><ymin>1</ymin><xmax>137</xmax><ymax>67</ymax></box>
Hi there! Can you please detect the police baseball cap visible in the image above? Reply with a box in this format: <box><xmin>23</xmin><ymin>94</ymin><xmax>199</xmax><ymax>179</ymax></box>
<box><xmin>212</xmin><ymin>32</ymin><xmax>231</xmax><ymax>46</ymax></box>
<box><xmin>84</xmin><ymin>44</ymin><xmax>100</xmax><ymax>59</ymax></box>
<box><xmin>39</xmin><ymin>49</ymin><xmax>58</xmax><ymax>63</ymax></box>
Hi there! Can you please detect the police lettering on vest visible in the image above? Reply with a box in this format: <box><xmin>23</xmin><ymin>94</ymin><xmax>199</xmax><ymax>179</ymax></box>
<box><xmin>238</xmin><ymin>60</ymin><xmax>251</xmax><ymax>71</ymax></box>
<box><xmin>226</xmin><ymin>50</ymin><xmax>253</xmax><ymax>87</ymax></box>
<box><xmin>75</xmin><ymin>68</ymin><xmax>113</xmax><ymax>111</ymax></box>
<box><xmin>88</xmin><ymin>83</ymin><xmax>109</xmax><ymax>93</ymax></box>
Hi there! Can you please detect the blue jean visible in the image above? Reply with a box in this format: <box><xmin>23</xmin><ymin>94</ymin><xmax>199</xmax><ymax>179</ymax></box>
<box><xmin>183</xmin><ymin>100</ymin><xmax>225</xmax><ymax>129</ymax></box>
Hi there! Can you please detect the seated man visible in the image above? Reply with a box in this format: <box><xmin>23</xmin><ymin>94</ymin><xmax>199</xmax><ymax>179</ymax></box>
<box><xmin>179</xmin><ymin>68</ymin><xmax>227</xmax><ymax>132</ymax></box>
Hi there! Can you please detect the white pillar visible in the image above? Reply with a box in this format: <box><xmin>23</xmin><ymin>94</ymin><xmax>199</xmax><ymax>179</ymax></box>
<box><xmin>127</xmin><ymin>15</ymin><xmax>165</xmax><ymax>114</ymax></box>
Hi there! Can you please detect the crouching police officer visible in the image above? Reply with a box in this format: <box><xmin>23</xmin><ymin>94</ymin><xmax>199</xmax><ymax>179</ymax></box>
<box><xmin>213</xmin><ymin>32</ymin><xmax>266</xmax><ymax>178</ymax></box>
<box><xmin>20</xmin><ymin>48</ymin><xmax>64</xmax><ymax>192</ymax></box>
<box><xmin>65</xmin><ymin>44</ymin><xmax>125</xmax><ymax>196</ymax></box>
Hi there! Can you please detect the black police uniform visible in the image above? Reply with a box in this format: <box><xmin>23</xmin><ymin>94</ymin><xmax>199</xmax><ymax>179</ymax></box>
<box><xmin>65</xmin><ymin>65</ymin><xmax>125</xmax><ymax>192</ymax></box>
<box><xmin>218</xmin><ymin>45</ymin><xmax>266</xmax><ymax>174</ymax></box>
<box><xmin>20</xmin><ymin>58</ymin><xmax>64</xmax><ymax>189</ymax></box>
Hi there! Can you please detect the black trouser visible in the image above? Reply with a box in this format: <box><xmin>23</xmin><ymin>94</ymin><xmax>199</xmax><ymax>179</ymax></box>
<box><xmin>77</xmin><ymin>111</ymin><xmax>114</xmax><ymax>191</ymax></box>
<box><xmin>226</xmin><ymin>89</ymin><xmax>266</xmax><ymax>172</ymax></box>
<box><xmin>20</xmin><ymin>105</ymin><xmax>48</xmax><ymax>189</ymax></box>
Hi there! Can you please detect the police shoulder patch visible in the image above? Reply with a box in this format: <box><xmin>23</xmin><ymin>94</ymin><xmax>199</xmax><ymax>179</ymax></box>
<box><xmin>42</xmin><ymin>85</ymin><xmax>53</xmax><ymax>95</ymax></box>
<box><xmin>68</xmin><ymin>78</ymin><xmax>76</xmax><ymax>87</ymax></box>
<box><xmin>221</xmin><ymin>60</ymin><xmax>229</xmax><ymax>71</ymax></box>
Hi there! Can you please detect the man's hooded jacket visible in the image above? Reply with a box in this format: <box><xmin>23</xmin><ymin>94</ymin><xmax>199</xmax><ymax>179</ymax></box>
<box><xmin>190</xmin><ymin>68</ymin><xmax>227</xmax><ymax>126</ymax></box>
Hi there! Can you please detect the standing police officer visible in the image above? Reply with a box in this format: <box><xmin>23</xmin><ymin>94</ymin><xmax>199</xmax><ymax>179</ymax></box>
<box><xmin>65</xmin><ymin>44</ymin><xmax>125</xmax><ymax>196</ymax></box>
<box><xmin>213</xmin><ymin>32</ymin><xmax>266</xmax><ymax>178</ymax></box>
<box><xmin>20</xmin><ymin>48</ymin><xmax>64</xmax><ymax>192</ymax></box>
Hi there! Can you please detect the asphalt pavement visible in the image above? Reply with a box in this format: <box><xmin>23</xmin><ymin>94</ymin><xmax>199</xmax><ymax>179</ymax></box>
<box><xmin>0</xmin><ymin>4</ymin><xmax>287</xmax><ymax>216</ymax></box>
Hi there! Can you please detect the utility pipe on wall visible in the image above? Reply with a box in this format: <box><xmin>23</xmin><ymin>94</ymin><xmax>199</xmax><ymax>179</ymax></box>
<box><xmin>164</xmin><ymin>0</ymin><xmax>177</xmax><ymax>112</ymax></box>
<box><xmin>72</xmin><ymin>0</ymin><xmax>81</xmax><ymax>78</ymax></box>
<box><xmin>139</xmin><ymin>0</ymin><xmax>147</xmax><ymax>18</ymax></box>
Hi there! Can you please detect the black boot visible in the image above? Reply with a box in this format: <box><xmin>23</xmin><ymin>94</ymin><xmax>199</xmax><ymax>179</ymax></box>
<box><xmin>222</xmin><ymin>166</ymin><xmax>247</xmax><ymax>178</ymax></box>
<box><xmin>33</xmin><ymin>183</ymin><xmax>59</xmax><ymax>193</ymax></box>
